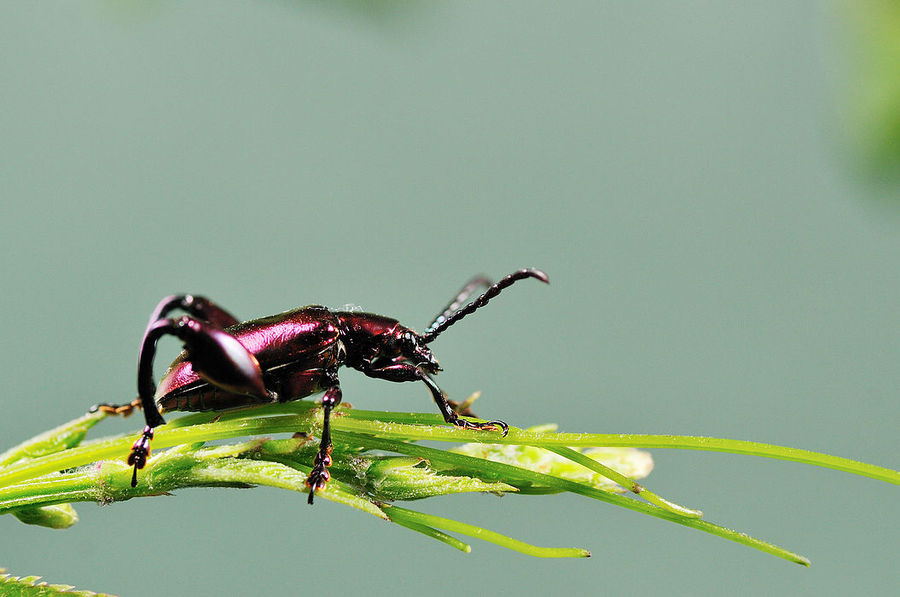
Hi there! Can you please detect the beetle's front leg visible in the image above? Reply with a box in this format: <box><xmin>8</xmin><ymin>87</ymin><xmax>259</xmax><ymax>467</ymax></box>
<box><xmin>130</xmin><ymin>315</ymin><xmax>270</xmax><ymax>487</ymax></box>
<box><xmin>361</xmin><ymin>363</ymin><xmax>508</xmax><ymax>436</ymax></box>
<box><xmin>305</xmin><ymin>380</ymin><xmax>342</xmax><ymax>505</ymax></box>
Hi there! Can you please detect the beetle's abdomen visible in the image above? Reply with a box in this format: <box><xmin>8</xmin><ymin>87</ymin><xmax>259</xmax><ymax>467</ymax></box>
<box><xmin>156</xmin><ymin>306</ymin><xmax>342</xmax><ymax>413</ymax></box>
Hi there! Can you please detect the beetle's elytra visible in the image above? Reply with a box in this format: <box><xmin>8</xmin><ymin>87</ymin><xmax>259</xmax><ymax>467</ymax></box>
<box><xmin>96</xmin><ymin>268</ymin><xmax>549</xmax><ymax>503</ymax></box>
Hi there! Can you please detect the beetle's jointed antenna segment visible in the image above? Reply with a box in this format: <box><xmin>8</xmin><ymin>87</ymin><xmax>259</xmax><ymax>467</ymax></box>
<box><xmin>426</xmin><ymin>275</ymin><xmax>493</xmax><ymax>333</ymax></box>
<box><xmin>422</xmin><ymin>268</ymin><xmax>549</xmax><ymax>343</ymax></box>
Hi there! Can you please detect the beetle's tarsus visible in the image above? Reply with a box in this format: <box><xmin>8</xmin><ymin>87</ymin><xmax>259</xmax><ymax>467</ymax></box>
<box><xmin>305</xmin><ymin>462</ymin><xmax>331</xmax><ymax>505</ymax></box>
<box><xmin>451</xmin><ymin>417</ymin><xmax>509</xmax><ymax>436</ymax></box>
<box><xmin>305</xmin><ymin>472</ymin><xmax>329</xmax><ymax>504</ymax></box>
<box><xmin>127</xmin><ymin>426</ymin><xmax>154</xmax><ymax>487</ymax></box>
<box><xmin>91</xmin><ymin>398</ymin><xmax>142</xmax><ymax>417</ymax></box>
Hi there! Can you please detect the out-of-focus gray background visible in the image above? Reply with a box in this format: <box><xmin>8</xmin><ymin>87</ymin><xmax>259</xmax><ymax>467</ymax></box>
<box><xmin>1</xmin><ymin>3</ymin><xmax>897</xmax><ymax>595</ymax></box>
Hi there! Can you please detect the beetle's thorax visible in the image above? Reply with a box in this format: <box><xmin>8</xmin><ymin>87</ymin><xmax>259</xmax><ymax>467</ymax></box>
<box><xmin>335</xmin><ymin>311</ymin><xmax>439</xmax><ymax>374</ymax></box>
<box><xmin>334</xmin><ymin>311</ymin><xmax>398</xmax><ymax>366</ymax></box>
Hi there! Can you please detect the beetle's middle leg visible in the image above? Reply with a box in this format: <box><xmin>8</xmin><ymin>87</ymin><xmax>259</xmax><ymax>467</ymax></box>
<box><xmin>306</xmin><ymin>375</ymin><xmax>342</xmax><ymax>505</ymax></box>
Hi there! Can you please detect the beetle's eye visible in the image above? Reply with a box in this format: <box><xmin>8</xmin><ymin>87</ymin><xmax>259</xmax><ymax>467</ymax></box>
<box><xmin>399</xmin><ymin>332</ymin><xmax>417</xmax><ymax>353</ymax></box>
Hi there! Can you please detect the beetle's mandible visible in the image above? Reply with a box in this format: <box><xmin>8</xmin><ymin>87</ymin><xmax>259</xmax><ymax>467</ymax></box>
<box><xmin>96</xmin><ymin>268</ymin><xmax>548</xmax><ymax>504</ymax></box>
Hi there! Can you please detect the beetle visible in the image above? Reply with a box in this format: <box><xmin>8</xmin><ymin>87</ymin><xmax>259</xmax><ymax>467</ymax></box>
<box><xmin>97</xmin><ymin>268</ymin><xmax>548</xmax><ymax>504</ymax></box>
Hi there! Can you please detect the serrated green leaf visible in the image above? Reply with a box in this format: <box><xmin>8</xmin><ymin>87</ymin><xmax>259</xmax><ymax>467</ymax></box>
<box><xmin>0</xmin><ymin>568</ymin><xmax>115</xmax><ymax>596</ymax></box>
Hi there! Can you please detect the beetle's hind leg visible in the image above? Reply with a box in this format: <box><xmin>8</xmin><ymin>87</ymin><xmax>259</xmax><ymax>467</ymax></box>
<box><xmin>306</xmin><ymin>379</ymin><xmax>342</xmax><ymax>505</ymax></box>
<box><xmin>146</xmin><ymin>294</ymin><xmax>240</xmax><ymax>331</ymax></box>
<box><xmin>128</xmin><ymin>298</ymin><xmax>269</xmax><ymax>488</ymax></box>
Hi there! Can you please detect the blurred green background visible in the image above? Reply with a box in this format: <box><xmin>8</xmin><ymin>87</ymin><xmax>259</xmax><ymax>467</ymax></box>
<box><xmin>1</xmin><ymin>2</ymin><xmax>898</xmax><ymax>595</ymax></box>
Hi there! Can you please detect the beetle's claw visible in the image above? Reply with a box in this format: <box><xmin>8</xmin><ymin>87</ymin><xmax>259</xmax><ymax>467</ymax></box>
<box><xmin>452</xmin><ymin>417</ymin><xmax>509</xmax><ymax>436</ymax></box>
<box><xmin>487</xmin><ymin>419</ymin><xmax>510</xmax><ymax>437</ymax></box>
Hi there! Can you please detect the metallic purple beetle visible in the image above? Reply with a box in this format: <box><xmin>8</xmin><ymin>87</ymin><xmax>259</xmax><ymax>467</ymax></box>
<box><xmin>98</xmin><ymin>268</ymin><xmax>548</xmax><ymax>504</ymax></box>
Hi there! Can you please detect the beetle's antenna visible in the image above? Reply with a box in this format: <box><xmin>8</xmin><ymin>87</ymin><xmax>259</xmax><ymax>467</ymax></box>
<box><xmin>426</xmin><ymin>275</ymin><xmax>493</xmax><ymax>332</ymax></box>
<box><xmin>422</xmin><ymin>268</ymin><xmax>549</xmax><ymax>343</ymax></box>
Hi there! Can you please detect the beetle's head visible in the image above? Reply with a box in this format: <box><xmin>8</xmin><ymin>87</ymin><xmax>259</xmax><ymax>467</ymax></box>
<box><xmin>389</xmin><ymin>327</ymin><xmax>441</xmax><ymax>374</ymax></box>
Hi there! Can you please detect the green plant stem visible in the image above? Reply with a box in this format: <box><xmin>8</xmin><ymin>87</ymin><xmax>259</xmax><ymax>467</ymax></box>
<box><xmin>332</xmin><ymin>410</ymin><xmax>900</xmax><ymax>485</ymax></box>
<box><xmin>1</xmin><ymin>403</ymin><xmax>895</xmax><ymax>490</ymax></box>
<box><xmin>2</xmin><ymin>400</ymin><xmax>896</xmax><ymax>564</ymax></box>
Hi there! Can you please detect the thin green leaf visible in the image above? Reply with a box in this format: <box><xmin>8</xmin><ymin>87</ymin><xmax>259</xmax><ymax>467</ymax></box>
<box><xmin>386</xmin><ymin>515</ymin><xmax>472</xmax><ymax>553</ymax></box>
<box><xmin>335</xmin><ymin>431</ymin><xmax>810</xmax><ymax>566</ymax></box>
<box><xmin>385</xmin><ymin>505</ymin><xmax>590</xmax><ymax>558</ymax></box>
